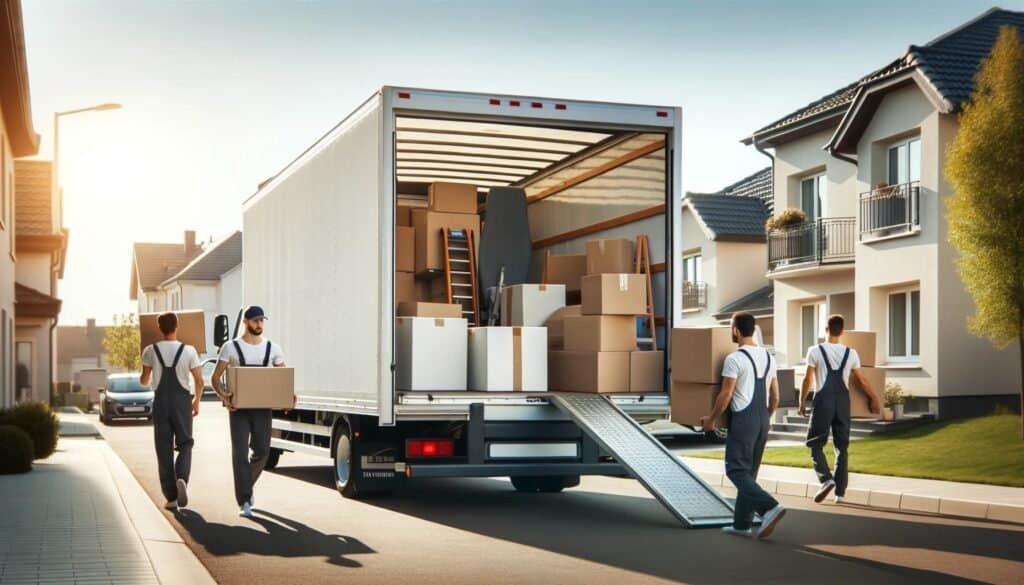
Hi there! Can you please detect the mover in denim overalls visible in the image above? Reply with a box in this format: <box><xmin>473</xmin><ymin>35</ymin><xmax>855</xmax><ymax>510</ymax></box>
<box><xmin>701</xmin><ymin>312</ymin><xmax>786</xmax><ymax>539</ymax></box>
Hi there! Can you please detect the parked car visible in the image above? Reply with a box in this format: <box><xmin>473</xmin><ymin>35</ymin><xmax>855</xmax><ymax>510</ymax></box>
<box><xmin>201</xmin><ymin>358</ymin><xmax>219</xmax><ymax>395</ymax></box>
<box><xmin>99</xmin><ymin>373</ymin><xmax>154</xmax><ymax>424</ymax></box>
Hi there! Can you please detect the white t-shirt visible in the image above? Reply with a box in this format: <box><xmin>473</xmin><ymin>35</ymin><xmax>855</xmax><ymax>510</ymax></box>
<box><xmin>721</xmin><ymin>346</ymin><xmax>776</xmax><ymax>412</ymax></box>
<box><xmin>218</xmin><ymin>338</ymin><xmax>286</xmax><ymax>368</ymax></box>
<box><xmin>141</xmin><ymin>341</ymin><xmax>201</xmax><ymax>394</ymax></box>
<box><xmin>805</xmin><ymin>342</ymin><xmax>861</xmax><ymax>393</ymax></box>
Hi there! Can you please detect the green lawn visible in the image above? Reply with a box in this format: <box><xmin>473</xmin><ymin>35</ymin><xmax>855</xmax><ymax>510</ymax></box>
<box><xmin>688</xmin><ymin>414</ymin><xmax>1024</xmax><ymax>488</ymax></box>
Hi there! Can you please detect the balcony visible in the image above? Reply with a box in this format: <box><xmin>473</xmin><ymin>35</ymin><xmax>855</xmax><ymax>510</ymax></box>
<box><xmin>682</xmin><ymin>281</ymin><xmax>707</xmax><ymax>310</ymax></box>
<box><xmin>860</xmin><ymin>181</ymin><xmax>920</xmax><ymax>239</ymax></box>
<box><xmin>768</xmin><ymin>217</ymin><xmax>856</xmax><ymax>273</ymax></box>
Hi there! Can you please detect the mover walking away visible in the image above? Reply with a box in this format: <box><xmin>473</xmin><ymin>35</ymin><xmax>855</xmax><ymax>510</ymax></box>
<box><xmin>799</xmin><ymin>315</ymin><xmax>881</xmax><ymax>504</ymax></box>
<box><xmin>140</xmin><ymin>312</ymin><xmax>204</xmax><ymax>511</ymax></box>
<box><xmin>700</xmin><ymin>313</ymin><xmax>786</xmax><ymax>539</ymax></box>
<box><xmin>211</xmin><ymin>306</ymin><xmax>290</xmax><ymax>519</ymax></box>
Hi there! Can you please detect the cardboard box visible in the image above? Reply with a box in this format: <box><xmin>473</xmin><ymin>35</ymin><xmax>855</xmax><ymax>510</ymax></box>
<box><xmin>397</xmin><ymin>302</ymin><xmax>462</xmax><ymax>318</ymax></box>
<box><xmin>502</xmin><ymin>284</ymin><xmax>566</xmax><ymax>327</ymax></box>
<box><xmin>850</xmin><ymin>366</ymin><xmax>884</xmax><ymax>419</ymax></box>
<box><xmin>396</xmin><ymin>317</ymin><xmax>468</xmax><ymax>391</ymax></box>
<box><xmin>670</xmin><ymin>381</ymin><xmax>724</xmax><ymax>428</ymax></box>
<box><xmin>396</xmin><ymin>205</ymin><xmax>414</xmax><ymax>227</ymax></box>
<box><xmin>412</xmin><ymin>209</ymin><xmax>481</xmax><ymax>273</ymax></box>
<box><xmin>428</xmin><ymin>182</ymin><xmax>478</xmax><ymax>214</ymax></box>
<box><xmin>415</xmin><ymin>278</ymin><xmax>433</xmax><ymax>302</ymax></box>
<box><xmin>548</xmin><ymin>351</ymin><xmax>629</xmax><ymax>393</ymax></box>
<box><xmin>670</xmin><ymin>326</ymin><xmax>735</xmax><ymax>383</ymax></box>
<box><xmin>227</xmin><ymin>366</ymin><xmax>295</xmax><ymax>409</ymax></box>
<box><xmin>563</xmin><ymin>315</ymin><xmax>637</xmax><ymax>352</ymax></box>
<box><xmin>395</xmin><ymin>272</ymin><xmax>416</xmax><ymax>305</ymax></box>
<box><xmin>545</xmin><ymin>253</ymin><xmax>587</xmax><ymax>292</ymax></box>
<box><xmin>396</xmin><ymin>226</ymin><xmax>415</xmax><ymax>273</ymax></box>
<box><xmin>586</xmin><ymin>238</ymin><xmax>634</xmax><ymax>274</ymax></box>
<box><xmin>842</xmin><ymin>330</ymin><xmax>877</xmax><ymax>367</ymax></box>
<box><xmin>544</xmin><ymin>305</ymin><xmax>583</xmax><ymax>349</ymax></box>
<box><xmin>630</xmin><ymin>351</ymin><xmax>665</xmax><ymax>393</ymax></box>
<box><xmin>428</xmin><ymin>277</ymin><xmax>449</xmax><ymax>302</ymax></box>
<box><xmin>468</xmin><ymin>327</ymin><xmax>547</xmax><ymax>392</ymax></box>
<box><xmin>580</xmin><ymin>274</ymin><xmax>647</xmax><ymax>316</ymax></box>
<box><xmin>139</xmin><ymin>310</ymin><xmax>207</xmax><ymax>355</ymax></box>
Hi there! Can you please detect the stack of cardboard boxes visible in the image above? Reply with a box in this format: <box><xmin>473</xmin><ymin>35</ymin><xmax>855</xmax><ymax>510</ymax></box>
<box><xmin>842</xmin><ymin>330</ymin><xmax>884</xmax><ymax>419</ymax></box>
<box><xmin>669</xmin><ymin>326</ymin><xmax>735</xmax><ymax>427</ymax></box>
<box><xmin>548</xmin><ymin>238</ymin><xmax>663</xmax><ymax>393</ymax></box>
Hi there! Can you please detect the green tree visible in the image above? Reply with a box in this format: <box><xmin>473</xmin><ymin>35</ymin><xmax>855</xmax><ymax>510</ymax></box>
<box><xmin>945</xmin><ymin>25</ymin><xmax>1024</xmax><ymax>439</ymax></box>
<box><xmin>103</xmin><ymin>314</ymin><xmax>141</xmax><ymax>371</ymax></box>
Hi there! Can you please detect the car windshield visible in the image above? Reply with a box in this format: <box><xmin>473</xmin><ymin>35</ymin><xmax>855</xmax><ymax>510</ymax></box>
<box><xmin>108</xmin><ymin>377</ymin><xmax>148</xmax><ymax>393</ymax></box>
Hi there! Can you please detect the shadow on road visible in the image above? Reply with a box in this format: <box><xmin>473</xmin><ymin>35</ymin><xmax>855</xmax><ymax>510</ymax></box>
<box><xmin>175</xmin><ymin>508</ymin><xmax>374</xmax><ymax>568</ymax></box>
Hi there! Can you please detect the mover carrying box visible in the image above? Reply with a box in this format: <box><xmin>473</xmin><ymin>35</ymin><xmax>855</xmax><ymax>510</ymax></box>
<box><xmin>545</xmin><ymin>253</ymin><xmax>587</xmax><ymax>293</ymax></box>
<box><xmin>428</xmin><ymin>182</ymin><xmax>478</xmax><ymax>214</ymax></box>
<box><xmin>580</xmin><ymin>274</ymin><xmax>647</xmax><ymax>315</ymax></box>
<box><xmin>502</xmin><ymin>284</ymin><xmax>565</xmax><ymax>327</ymax></box>
<box><xmin>585</xmin><ymin>238</ymin><xmax>634</xmax><ymax>274</ymax></box>
<box><xmin>670</xmin><ymin>326</ymin><xmax>734</xmax><ymax>384</ymax></box>
<box><xmin>397</xmin><ymin>302</ymin><xmax>462</xmax><ymax>318</ymax></box>
<box><xmin>544</xmin><ymin>305</ymin><xmax>582</xmax><ymax>349</ymax></box>
<box><xmin>548</xmin><ymin>351</ymin><xmax>629</xmax><ymax>393</ymax></box>
<box><xmin>670</xmin><ymin>381</ymin><xmax>724</xmax><ymax>428</ymax></box>
<box><xmin>842</xmin><ymin>331</ymin><xmax>877</xmax><ymax>367</ymax></box>
<box><xmin>396</xmin><ymin>226</ymin><xmax>415</xmax><ymax>273</ymax></box>
<box><xmin>396</xmin><ymin>317</ymin><xmax>468</xmax><ymax>391</ymax></box>
<box><xmin>140</xmin><ymin>310</ymin><xmax>206</xmax><ymax>355</ymax></box>
<box><xmin>468</xmin><ymin>327</ymin><xmax>547</xmax><ymax>392</ymax></box>
<box><xmin>412</xmin><ymin>209</ymin><xmax>481</xmax><ymax>272</ymax></box>
<box><xmin>630</xmin><ymin>351</ymin><xmax>665</xmax><ymax>392</ymax></box>
<box><xmin>227</xmin><ymin>367</ymin><xmax>295</xmax><ymax>409</ymax></box>
<box><xmin>849</xmin><ymin>366</ymin><xmax>884</xmax><ymax>419</ymax></box>
<box><xmin>395</xmin><ymin>272</ymin><xmax>416</xmax><ymax>305</ymax></box>
<box><xmin>563</xmin><ymin>315</ymin><xmax>636</xmax><ymax>352</ymax></box>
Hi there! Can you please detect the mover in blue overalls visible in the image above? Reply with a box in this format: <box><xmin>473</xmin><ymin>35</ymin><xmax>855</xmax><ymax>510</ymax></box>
<box><xmin>701</xmin><ymin>312</ymin><xmax>786</xmax><ymax>539</ymax></box>
<box><xmin>211</xmin><ymin>306</ymin><xmax>288</xmax><ymax>518</ymax></box>
<box><xmin>140</xmin><ymin>312</ymin><xmax>204</xmax><ymax>510</ymax></box>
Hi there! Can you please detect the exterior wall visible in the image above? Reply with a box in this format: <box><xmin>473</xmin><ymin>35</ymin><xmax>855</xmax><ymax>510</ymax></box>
<box><xmin>678</xmin><ymin>207</ymin><xmax>716</xmax><ymax>326</ymax></box>
<box><xmin>181</xmin><ymin>282</ymin><xmax>218</xmax><ymax>353</ymax></box>
<box><xmin>716</xmin><ymin>241</ymin><xmax>768</xmax><ymax>307</ymax></box>
<box><xmin>0</xmin><ymin>112</ymin><xmax>14</xmax><ymax>407</ymax></box>
<box><xmin>773</xmin><ymin>270</ymin><xmax>855</xmax><ymax>367</ymax></box>
<box><xmin>219</xmin><ymin>265</ymin><xmax>243</xmax><ymax>320</ymax></box>
<box><xmin>772</xmin><ymin>126</ymin><xmax>858</xmax><ymax>221</ymax></box>
<box><xmin>15</xmin><ymin>318</ymin><xmax>51</xmax><ymax>403</ymax></box>
<box><xmin>14</xmin><ymin>252</ymin><xmax>51</xmax><ymax>293</ymax></box>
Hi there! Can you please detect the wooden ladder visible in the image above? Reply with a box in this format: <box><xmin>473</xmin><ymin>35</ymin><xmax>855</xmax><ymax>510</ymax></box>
<box><xmin>442</xmin><ymin>227</ymin><xmax>481</xmax><ymax>325</ymax></box>
<box><xmin>634</xmin><ymin>234</ymin><xmax>657</xmax><ymax>349</ymax></box>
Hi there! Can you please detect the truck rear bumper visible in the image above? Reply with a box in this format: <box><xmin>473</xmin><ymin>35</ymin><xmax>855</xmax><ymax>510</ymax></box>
<box><xmin>405</xmin><ymin>462</ymin><xmax>627</xmax><ymax>478</ymax></box>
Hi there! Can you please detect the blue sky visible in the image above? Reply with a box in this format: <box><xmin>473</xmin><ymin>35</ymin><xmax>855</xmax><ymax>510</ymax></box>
<box><xmin>20</xmin><ymin>0</ymin><xmax>1022</xmax><ymax>324</ymax></box>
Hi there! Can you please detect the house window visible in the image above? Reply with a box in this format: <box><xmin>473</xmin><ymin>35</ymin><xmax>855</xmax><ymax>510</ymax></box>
<box><xmin>888</xmin><ymin>287</ymin><xmax>920</xmax><ymax>361</ymax></box>
<box><xmin>15</xmin><ymin>341</ymin><xmax>31</xmax><ymax>403</ymax></box>
<box><xmin>0</xmin><ymin>309</ymin><xmax>6</xmax><ymax>406</ymax></box>
<box><xmin>888</xmin><ymin>137</ymin><xmax>921</xmax><ymax>185</ymax></box>
<box><xmin>800</xmin><ymin>301</ymin><xmax>827</xmax><ymax>359</ymax></box>
<box><xmin>682</xmin><ymin>253</ymin><xmax>702</xmax><ymax>283</ymax></box>
<box><xmin>800</xmin><ymin>173</ymin><xmax>826</xmax><ymax>222</ymax></box>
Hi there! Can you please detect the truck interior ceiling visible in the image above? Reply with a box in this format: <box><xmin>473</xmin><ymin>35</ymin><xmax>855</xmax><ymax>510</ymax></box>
<box><xmin>394</xmin><ymin>115</ymin><xmax>670</xmax><ymax>361</ymax></box>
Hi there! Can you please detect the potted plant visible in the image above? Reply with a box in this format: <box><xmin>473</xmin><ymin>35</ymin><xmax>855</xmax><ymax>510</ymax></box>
<box><xmin>766</xmin><ymin>208</ymin><xmax>807</xmax><ymax>232</ymax></box>
<box><xmin>884</xmin><ymin>381</ymin><xmax>907</xmax><ymax>420</ymax></box>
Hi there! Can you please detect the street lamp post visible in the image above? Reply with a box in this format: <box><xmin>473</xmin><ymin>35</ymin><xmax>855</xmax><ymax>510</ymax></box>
<box><xmin>52</xmin><ymin>102</ymin><xmax>122</xmax><ymax>224</ymax></box>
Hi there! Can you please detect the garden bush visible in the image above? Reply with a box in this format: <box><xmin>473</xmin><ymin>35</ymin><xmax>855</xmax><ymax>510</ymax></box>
<box><xmin>0</xmin><ymin>401</ymin><xmax>59</xmax><ymax>459</ymax></box>
<box><xmin>0</xmin><ymin>425</ymin><xmax>34</xmax><ymax>474</ymax></box>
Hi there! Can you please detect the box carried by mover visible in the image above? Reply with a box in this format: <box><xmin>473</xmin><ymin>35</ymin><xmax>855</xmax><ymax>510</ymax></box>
<box><xmin>841</xmin><ymin>331</ymin><xmax>877</xmax><ymax>367</ymax></box>
<box><xmin>670</xmin><ymin>381</ymin><xmax>723</xmax><ymax>428</ymax></box>
<box><xmin>502</xmin><ymin>284</ymin><xmax>565</xmax><ymax>327</ymax></box>
<box><xmin>468</xmin><ymin>327</ymin><xmax>547</xmax><ymax>392</ymax></box>
<box><xmin>396</xmin><ymin>317</ymin><xmax>468</xmax><ymax>391</ymax></box>
<box><xmin>580</xmin><ymin>274</ymin><xmax>647</xmax><ymax>315</ymax></box>
<box><xmin>670</xmin><ymin>326</ymin><xmax>734</xmax><ymax>384</ymax></box>
<box><xmin>227</xmin><ymin>367</ymin><xmax>295</xmax><ymax>409</ymax></box>
<box><xmin>585</xmin><ymin>239</ymin><xmax>634</xmax><ymax>274</ymax></box>
<box><xmin>850</xmin><ymin>366</ymin><xmax>884</xmax><ymax>419</ymax></box>
<box><xmin>140</xmin><ymin>310</ymin><xmax>206</xmax><ymax>355</ymax></box>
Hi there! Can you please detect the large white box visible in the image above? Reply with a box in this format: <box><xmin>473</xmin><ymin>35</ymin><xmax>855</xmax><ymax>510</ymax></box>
<box><xmin>468</xmin><ymin>327</ymin><xmax>547</xmax><ymax>392</ymax></box>
<box><xmin>396</xmin><ymin>317</ymin><xmax>468</xmax><ymax>391</ymax></box>
<box><xmin>501</xmin><ymin>284</ymin><xmax>566</xmax><ymax>327</ymax></box>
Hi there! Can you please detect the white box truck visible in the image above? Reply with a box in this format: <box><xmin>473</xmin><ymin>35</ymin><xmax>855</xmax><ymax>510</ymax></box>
<box><xmin>228</xmin><ymin>87</ymin><xmax>734</xmax><ymax>527</ymax></box>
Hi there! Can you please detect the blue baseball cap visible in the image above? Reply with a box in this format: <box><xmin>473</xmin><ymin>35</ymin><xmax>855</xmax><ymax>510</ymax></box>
<box><xmin>244</xmin><ymin>306</ymin><xmax>267</xmax><ymax>320</ymax></box>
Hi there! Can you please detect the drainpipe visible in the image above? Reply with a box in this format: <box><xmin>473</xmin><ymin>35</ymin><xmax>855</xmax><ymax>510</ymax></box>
<box><xmin>49</xmin><ymin>317</ymin><xmax>57</xmax><ymax>405</ymax></box>
<box><xmin>827</xmin><ymin>144</ymin><xmax>858</xmax><ymax>166</ymax></box>
<box><xmin>751</xmin><ymin>135</ymin><xmax>776</xmax><ymax>215</ymax></box>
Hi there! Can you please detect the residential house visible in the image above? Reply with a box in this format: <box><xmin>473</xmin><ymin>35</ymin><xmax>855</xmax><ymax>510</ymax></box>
<box><xmin>743</xmin><ymin>8</ymin><xmax>1023</xmax><ymax>418</ymax></box>
<box><xmin>14</xmin><ymin>160</ymin><xmax>67</xmax><ymax>403</ymax></box>
<box><xmin>56</xmin><ymin>319</ymin><xmax>111</xmax><ymax>388</ymax></box>
<box><xmin>129</xmin><ymin>230</ymin><xmax>204</xmax><ymax>314</ymax></box>
<box><xmin>0</xmin><ymin>0</ymin><xmax>40</xmax><ymax>408</ymax></box>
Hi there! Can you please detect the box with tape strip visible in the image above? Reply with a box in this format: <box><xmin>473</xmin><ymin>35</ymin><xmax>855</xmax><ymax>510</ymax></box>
<box><xmin>501</xmin><ymin>283</ymin><xmax>565</xmax><ymax>327</ymax></box>
<box><xmin>468</xmin><ymin>327</ymin><xmax>547</xmax><ymax>392</ymax></box>
<box><xmin>580</xmin><ymin>273</ymin><xmax>647</xmax><ymax>315</ymax></box>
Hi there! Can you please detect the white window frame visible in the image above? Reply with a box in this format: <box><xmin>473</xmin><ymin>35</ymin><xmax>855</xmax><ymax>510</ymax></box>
<box><xmin>887</xmin><ymin>137</ymin><xmax>921</xmax><ymax>186</ymax></box>
<box><xmin>800</xmin><ymin>300</ymin><xmax>827</xmax><ymax>362</ymax></box>
<box><xmin>682</xmin><ymin>251</ymin><xmax>702</xmax><ymax>283</ymax></box>
<box><xmin>799</xmin><ymin>172</ymin><xmax>826</xmax><ymax>221</ymax></box>
<box><xmin>886</xmin><ymin>286</ymin><xmax>920</xmax><ymax>362</ymax></box>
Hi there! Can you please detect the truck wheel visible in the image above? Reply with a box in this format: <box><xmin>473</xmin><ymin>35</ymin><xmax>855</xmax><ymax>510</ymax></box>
<box><xmin>264</xmin><ymin>448</ymin><xmax>283</xmax><ymax>470</ymax></box>
<box><xmin>510</xmin><ymin>476</ymin><xmax>573</xmax><ymax>493</ymax></box>
<box><xmin>333</xmin><ymin>423</ymin><xmax>362</xmax><ymax>498</ymax></box>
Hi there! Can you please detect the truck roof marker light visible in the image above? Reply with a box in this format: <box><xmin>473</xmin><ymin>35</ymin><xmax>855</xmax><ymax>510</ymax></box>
<box><xmin>555</xmin><ymin>103</ymin><xmax>567</xmax><ymax>110</ymax></box>
<box><xmin>531</xmin><ymin>102</ymin><xmax>543</xmax><ymax>108</ymax></box>
<box><xmin>509</xmin><ymin>100</ymin><xmax>521</xmax><ymax>107</ymax></box>
<box><xmin>656</xmin><ymin>111</ymin><xmax>668</xmax><ymax>118</ymax></box>
<box><xmin>398</xmin><ymin>92</ymin><xmax>411</xmax><ymax>99</ymax></box>
<box><xmin>489</xmin><ymin>98</ymin><xmax>501</xmax><ymax>105</ymax></box>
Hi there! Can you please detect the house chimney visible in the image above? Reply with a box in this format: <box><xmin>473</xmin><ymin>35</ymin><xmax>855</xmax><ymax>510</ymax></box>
<box><xmin>87</xmin><ymin>318</ymin><xmax>96</xmax><ymax>333</ymax></box>
<box><xmin>184</xmin><ymin>230</ymin><xmax>197</xmax><ymax>258</ymax></box>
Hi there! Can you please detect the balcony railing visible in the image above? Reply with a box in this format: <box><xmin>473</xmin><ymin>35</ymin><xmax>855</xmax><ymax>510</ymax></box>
<box><xmin>682</xmin><ymin>280</ymin><xmax>707</xmax><ymax>310</ymax></box>
<box><xmin>768</xmin><ymin>217</ymin><xmax>856</xmax><ymax>272</ymax></box>
<box><xmin>860</xmin><ymin>181</ymin><xmax>920</xmax><ymax>238</ymax></box>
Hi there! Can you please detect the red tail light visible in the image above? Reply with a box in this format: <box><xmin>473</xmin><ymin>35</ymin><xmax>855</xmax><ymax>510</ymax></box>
<box><xmin>489</xmin><ymin>98</ymin><xmax>501</xmax><ymax>105</ymax></box>
<box><xmin>555</xmin><ymin>103</ymin><xmax>567</xmax><ymax>110</ymax></box>
<box><xmin>509</xmin><ymin>100</ymin><xmax>521</xmax><ymax>107</ymax></box>
<box><xmin>398</xmin><ymin>92</ymin><xmax>411</xmax><ymax>99</ymax></box>
<box><xmin>656</xmin><ymin>111</ymin><xmax>668</xmax><ymax>118</ymax></box>
<box><xmin>406</xmin><ymin>439</ymin><xmax>454</xmax><ymax>458</ymax></box>
<box><xmin>531</xmin><ymin>101</ymin><xmax>543</xmax><ymax>108</ymax></box>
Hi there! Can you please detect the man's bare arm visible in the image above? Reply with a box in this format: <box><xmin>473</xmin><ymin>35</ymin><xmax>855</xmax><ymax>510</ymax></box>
<box><xmin>140</xmin><ymin>366</ymin><xmax>152</xmax><ymax>387</ymax></box>
<box><xmin>798</xmin><ymin>365</ymin><xmax>816</xmax><ymax>416</ymax></box>
<box><xmin>700</xmin><ymin>376</ymin><xmax>736</xmax><ymax>430</ymax></box>
<box><xmin>851</xmin><ymin>368</ymin><xmax>882</xmax><ymax>414</ymax></box>
<box><xmin>769</xmin><ymin>377</ymin><xmax>780</xmax><ymax>417</ymax></box>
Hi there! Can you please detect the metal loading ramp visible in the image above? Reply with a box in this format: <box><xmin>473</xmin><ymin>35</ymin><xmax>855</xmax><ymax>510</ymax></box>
<box><xmin>549</xmin><ymin>393</ymin><xmax>735</xmax><ymax>528</ymax></box>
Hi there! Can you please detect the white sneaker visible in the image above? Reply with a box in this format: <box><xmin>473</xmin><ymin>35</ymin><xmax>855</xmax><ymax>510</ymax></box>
<box><xmin>814</xmin><ymin>479</ymin><xmax>836</xmax><ymax>503</ymax></box>
<box><xmin>164</xmin><ymin>500</ymin><xmax>178</xmax><ymax>511</ymax></box>
<box><xmin>248</xmin><ymin>494</ymin><xmax>254</xmax><ymax>508</ymax></box>
<box><xmin>757</xmin><ymin>504</ymin><xmax>786</xmax><ymax>539</ymax></box>
<box><xmin>239</xmin><ymin>502</ymin><xmax>254</xmax><ymax>518</ymax></box>
<box><xmin>721</xmin><ymin>526</ymin><xmax>754</xmax><ymax>538</ymax></box>
<box><xmin>834</xmin><ymin>495</ymin><xmax>846</xmax><ymax>504</ymax></box>
<box><xmin>175</xmin><ymin>479</ymin><xmax>189</xmax><ymax>508</ymax></box>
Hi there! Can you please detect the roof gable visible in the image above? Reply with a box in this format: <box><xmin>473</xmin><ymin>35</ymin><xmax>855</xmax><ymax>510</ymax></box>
<box><xmin>683</xmin><ymin>194</ymin><xmax>768</xmax><ymax>243</ymax></box>
<box><xmin>14</xmin><ymin>160</ymin><xmax>53</xmax><ymax>236</ymax></box>
<box><xmin>130</xmin><ymin>243</ymin><xmax>190</xmax><ymax>298</ymax></box>
<box><xmin>160</xmin><ymin>231</ymin><xmax>242</xmax><ymax>286</ymax></box>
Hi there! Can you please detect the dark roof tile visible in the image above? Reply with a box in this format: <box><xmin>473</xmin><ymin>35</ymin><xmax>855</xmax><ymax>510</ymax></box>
<box><xmin>161</xmin><ymin>231</ymin><xmax>242</xmax><ymax>285</ymax></box>
<box><xmin>684</xmin><ymin>194</ymin><xmax>768</xmax><ymax>243</ymax></box>
<box><xmin>14</xmin><ymin>160</ymin><xmax>53</xmax><ymax>236</ymax></box>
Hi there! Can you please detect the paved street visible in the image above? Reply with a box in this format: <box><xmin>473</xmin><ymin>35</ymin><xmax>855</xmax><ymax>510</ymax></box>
<box><xmin>94</xmin><ymin>399</ymin><xmax>1024</xmax><ymax>585</ymax></box>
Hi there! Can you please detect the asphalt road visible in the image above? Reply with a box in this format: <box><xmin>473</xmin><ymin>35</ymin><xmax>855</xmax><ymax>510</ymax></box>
<box><xmin>95</xmin><ymin>399</ymin><xmax>1024</xmax><ymax>585</ymax></box>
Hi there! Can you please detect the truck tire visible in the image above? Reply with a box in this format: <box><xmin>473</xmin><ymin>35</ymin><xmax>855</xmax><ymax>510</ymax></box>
<box><xmin>264</xmin><ymin>448</ymin><xmax>283</xmax><ymax>470</ymax></box>
<box><xmin>510</xmin><ymin>475</ymin><xmax>575</xmax><ymax>493</ymax></box>
<box><xmin>333</xmin><ymin>423</ymin><xmax>362</xmax><ymax>498</ymax></box>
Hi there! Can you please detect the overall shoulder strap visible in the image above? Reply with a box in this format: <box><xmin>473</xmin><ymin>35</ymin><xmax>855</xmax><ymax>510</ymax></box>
<box><xmin>817</xmin><ymin>344</ymin><xmax>835</xmax><ymax>372</ymax></box>
<box><xmin>764</xmin><ymin>351</ymin><xmax>772</xmax><ymax>379</ymax></box>
<box><xmin>233</xmin><ymin>340</ymin><xmax>247</xmax><ymax>366</ymax></box>
<box><xmin>738</xmin><ymin>348</ymin><xmax>761</xmax><ymax>378</ymax></box>
<box><xmin>838</xmin><ymin>347</ymin><xmax>852</xmax><ymax>371</ymax></box>
<box><xmin>262</xmin><ymin>341</ymin><xmax>272</xmax><ymax>367</ymax></box>
<box><xmin>152</xmin><ymin>343</ymin><xmax>168</xmax><ymax>369</ymax></box>
<box><xmin>170</xmin><ymin>343</ymin><xmax>186</xmax><ymax>368</ymax></box>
